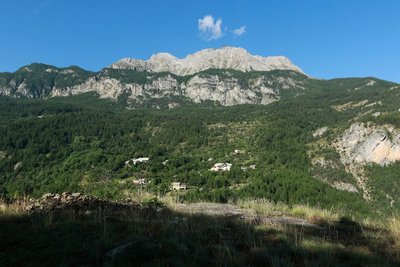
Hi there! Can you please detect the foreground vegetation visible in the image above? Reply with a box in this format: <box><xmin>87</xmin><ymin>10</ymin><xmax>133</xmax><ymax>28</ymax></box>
<box><xmin>0</xmin><ymin>197</ymin><xmax>399</xmax><ymax>266</ymax></box>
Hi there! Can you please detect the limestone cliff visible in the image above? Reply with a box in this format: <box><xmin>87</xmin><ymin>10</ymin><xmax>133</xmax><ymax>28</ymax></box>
<box><xmin>51</xmin><ymin>72</ymin><xmax>305</xmax><ymax>106</ymax></box>
<box><xmin>334</xmin><ymin>123</ymin><xmax>400</xmax><ymax>200</ymax></box>
<box><xmin>110</xmin><ymin>46</ymin><xmax>305</xmax><ymax>76</ymax></box>
<box><xmin>336</xmin><ymin>123</ymin><xmax>400</xmax><ymax>166</ymax></box>
<box><xmin>0</xmin><ymin>47</ymin><xmax>307</xmax><ymax>106</ymax></box>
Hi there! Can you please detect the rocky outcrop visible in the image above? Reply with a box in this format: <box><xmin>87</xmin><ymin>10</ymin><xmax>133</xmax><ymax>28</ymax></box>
<box><xmin>332</xmin><ymin>182</ymin><xmax>358</xmax><ymax>193</ymax></box>
<box><xmin>310</xmin><ymin>156</ymin><xmax>359</xmax><ymax>194</ymax></box>
<box><xmin>13</xmin><ymin>162</ymin><xmax>22</xmax><ymax>171</ymax></box>
<box><xmin>313</xmin><ymin>126</ymin><xmax>328</xmax><ymax>138</ymax></box>
<box><xmin>335</xmin><ymin>122</ymin><xmax>400</xmax><ymax>200</ymax></box>
<box><xmin>25</xmin><ymin>192</ymin><xmax>140</xmax><ymax>213</ymax></box>
<box><xmin>110</xmin><ymin>46</ymin><xmax>305</xmax><ymax>76</ymax></box>
<box><xmin>336</xmin><ymin>123</ymin><xmax>400</xmax><ymax>166</ymax></box>
<box><xmin>182</xmin><ymin>75</ymin><xmax>274</xmax><ymax>106</ymax></box>
<box><xmin>48</xmin><ymin>72</ymin><xmax>304</xmax><ymax>106</ymax></box>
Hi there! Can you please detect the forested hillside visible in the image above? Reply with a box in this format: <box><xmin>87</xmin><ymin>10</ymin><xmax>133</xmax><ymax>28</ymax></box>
<box><xmin>1</xmin><ymin>73</ymin><xmax>399</xmax><ymax>218</ymax></box>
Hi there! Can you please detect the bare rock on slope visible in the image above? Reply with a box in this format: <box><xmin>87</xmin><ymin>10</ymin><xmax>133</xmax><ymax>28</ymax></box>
<box><xmin>336</xmin><ymin>123</ymin><xmax>400</xmax><ymax>166</ymax></box>
<box><xmin>50</xmin><ymin>72</ymin><xmax>298</xmax><ymax>106</ymax></box>
<box><xmin>335</xmin><ymin>122</ymin><xmax>400</xmax><ymax>200</ymax></box>
<box><xmin>110</xmin><ymin>46</ymin><xmax>306</xmax><ymax>76</ymax></box>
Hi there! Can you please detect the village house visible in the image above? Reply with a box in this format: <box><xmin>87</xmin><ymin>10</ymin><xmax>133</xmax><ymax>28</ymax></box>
<box><xmin>171</xmin><ymin>182</ymin><xmax>187</xmax><ymax>191</ymax></box>
<box><xmin>210</xmin><ymin>163</ymin><xmax>232</xmax><ymax>172</ymax></box>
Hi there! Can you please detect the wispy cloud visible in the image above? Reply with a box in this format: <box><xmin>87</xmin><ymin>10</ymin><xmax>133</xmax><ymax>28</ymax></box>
<box><xmin>198</xmin><ymin>15</ymin><xmax>223</xmax><ymax>41</ymax></box>
<box><xmin>233</xmin><ymin>26</ymin><xmax>246</xmax><ymax>37</ymax></box>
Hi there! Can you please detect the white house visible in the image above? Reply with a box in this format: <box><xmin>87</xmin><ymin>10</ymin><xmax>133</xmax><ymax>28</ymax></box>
<box><xmin>172</xmin><ymin>182</ymin><xmax>187</xmax><ymax>191</ymax></box>
<box><xmin>210</xmin><ymin>163</ymin><xmax>232</xmax><ymax>172</ymax></box>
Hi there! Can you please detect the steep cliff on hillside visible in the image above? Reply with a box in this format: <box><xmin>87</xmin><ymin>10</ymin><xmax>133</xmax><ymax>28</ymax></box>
<box><xmin>58</xmin><ymin>70</ymin><xmax>306</xmax><ymax>106</ymax></box>
<box><xmin>333</xmin><ymin>123</ymin><xmax>400</xmax><ymax>200</ymax></box>
<box><xmin>336</xmin><ymin>123</ymin><xmax>400</xmax><ymax>166</ymax></box>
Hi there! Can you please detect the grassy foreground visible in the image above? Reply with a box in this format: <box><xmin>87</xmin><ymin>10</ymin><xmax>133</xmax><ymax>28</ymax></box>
<box><xmin>0</xmin><ymin>197</ymin><xmax>399</xmax><ymax>267</ymax></box>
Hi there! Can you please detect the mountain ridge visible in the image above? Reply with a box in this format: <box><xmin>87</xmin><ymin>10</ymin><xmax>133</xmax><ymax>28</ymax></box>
<box><xmin>109</xmin><ymin>46</ymin><xmax>306</xmax><ymax>75</ymax></box>
<box><xmin>0</xmin><ymin>47</ymin><xmax>398</xmax><ymax>107</ymax></box>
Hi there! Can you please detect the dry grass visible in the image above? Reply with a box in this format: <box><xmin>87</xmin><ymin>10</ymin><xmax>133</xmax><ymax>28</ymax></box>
<box><xmin>0</xmin><ymin>199</ymin><xmax>26</xmax><ymax>215</ymax></box>
<box><xmin>237</xmin><ymin>198</ymin><xmax>342</xmax><ymax>224</ymax></box>
<box><xmin>237</xmin><ymin>198</ymin><xmax>290</xmax><ymax>216</ymax></box>
<box><xmin>388</xmin><ymin>214</ymin><xmax>400</xmax><ymax>258</ymax></box>
<box><xmin>1</xmin><ymin>196</ymin><xmax>399</xmax><ymax>266</ymax></box>
<box><xmin>290</xmin><ymin>204</ymin><xmax>341</xmax><ymax>224</ymax></box>
<box><xmin>159</xmin><ymin>195</ymin><xmax>180</xmax><ymax>208</ymax></box>
<box><xmin>122</xmin><ymin>190</ymin><xmax>157</xmax><ymax>203</ymax></box>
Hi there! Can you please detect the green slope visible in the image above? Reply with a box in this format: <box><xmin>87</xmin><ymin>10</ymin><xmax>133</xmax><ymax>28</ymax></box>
<box><xmin>0</xmin><ymin>73</ymin><xmax>399</xmax><ymax>218</ymax></box>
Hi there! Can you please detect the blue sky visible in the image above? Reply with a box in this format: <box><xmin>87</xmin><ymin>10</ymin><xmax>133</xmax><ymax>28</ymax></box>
<box><xmin>0</xmin><ymin>0</ymin><xmax>399</xmax><ymax>82</ymax></box>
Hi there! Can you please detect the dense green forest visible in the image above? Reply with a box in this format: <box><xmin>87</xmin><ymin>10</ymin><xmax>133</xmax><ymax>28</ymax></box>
<box><xmin>1</xmin><ymin>73</ymin><xmax>400</xmax><ymax>218</ymax></box>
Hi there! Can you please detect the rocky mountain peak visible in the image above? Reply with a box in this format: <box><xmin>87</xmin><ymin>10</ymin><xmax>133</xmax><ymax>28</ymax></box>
<box><xmin>149</xmin><ymin>52</ymin><xmax>178</xmax><ymax>62</ymax></box>
<box><xmin>110</xmin><ymin>46</ymin><xmax>305</xmax><ymax>76</ymax></box>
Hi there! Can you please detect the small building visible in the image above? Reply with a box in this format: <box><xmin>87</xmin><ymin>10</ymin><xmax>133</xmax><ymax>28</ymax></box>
<box><xmin>210</xmin><ymin>163</ymin><xmax>232</xmax><ymax>172</ymax></box>
<box><xmin>125</xmin><ymin>157</ymin><xmax>150</xmax><ymax>166</ymax></box>
<box><xmin>172</xmin><ymin>182</ymin><xmax>187</xmax><ymax>191</ymax></box>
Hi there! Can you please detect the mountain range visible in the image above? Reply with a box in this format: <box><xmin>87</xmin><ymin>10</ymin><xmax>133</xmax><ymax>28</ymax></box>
<box><xmin>3</xmin><ymin>46</ymin><xmax>397</xmax><ymax>109</ymax></box>
<box><xmin>109</xmin><ymin>46</ymin><xmax>305</xmax><ymax>75</ymax></box>
<box><xmin>0</xmin><ymin>47</ymin><xmax>309</xmax><ymax>106</ymax></box>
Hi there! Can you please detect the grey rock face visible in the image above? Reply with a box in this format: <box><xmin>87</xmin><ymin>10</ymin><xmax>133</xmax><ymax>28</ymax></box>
<box><xmin>313</xmin><ymin>126</ymin><xmax>328</xmax><ymax>138</ymax></box>
<box><xmin>47</xmin><ymin>72</ymin><xmax>304</xmax><ymax>106</ymax></box>
<box><xmin>334</xmin><ymin>123</ymin><xmax>400</xmax><ymax>200</ymax></box>
<box><xmin>333</xmin><ymin>182</ymin><xmax>359</xmax><ymax>193</ymax></box>
<box><xmin>336</xmin><ymin>123</ymin><xmax>400</xmax><ymax>166</ymax></box>
<box><xmin>110</xmin><ymin>47</ymin><xmax>306</xmax><ymax>76</ymax></box>
<box><xmin>0</xmin><ymin>47</ymin><xmax>307</xmax><ymax>106</ymax></box>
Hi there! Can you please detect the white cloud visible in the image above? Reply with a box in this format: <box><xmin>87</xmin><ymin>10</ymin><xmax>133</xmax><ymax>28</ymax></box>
<box><xmin>233</xmin><ymin>26</ymin><xmax>246</xmax><ymax>37</ymax></box>
<box><xmin>198</xmin><ymin>15</ymin><xmax>223</xmax><ymax>41</ymax></box>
